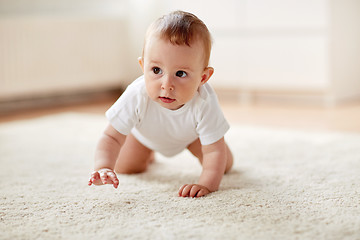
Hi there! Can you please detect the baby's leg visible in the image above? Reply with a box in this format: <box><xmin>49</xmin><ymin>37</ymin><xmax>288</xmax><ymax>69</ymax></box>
<box><xmin>187</xmin><ymin>138</ymin><xmax>233</xmax><ymax>173</ymax></box>
<box><xmin>114</xmin><ymin>133</ymin><xmax>154</xmax><ymax>174</ymax></box>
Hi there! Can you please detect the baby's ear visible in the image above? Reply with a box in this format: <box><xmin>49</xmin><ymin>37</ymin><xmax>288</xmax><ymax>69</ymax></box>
<box><xmin>201</xmin><ymin>67</ymin><xmax>214</xmax><ymax>84</ymax></box>
<box><xmin>138</xmin><ymin>57</ymin><xmax>144</xmax><ymax>72</ymax></box>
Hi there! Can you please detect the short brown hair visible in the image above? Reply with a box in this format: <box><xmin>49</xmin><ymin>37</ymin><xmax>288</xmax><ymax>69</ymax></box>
<box><xmin>143</xmin><ymin>11</ymin><xmax>212</xmax><ymax>67</ymax></box>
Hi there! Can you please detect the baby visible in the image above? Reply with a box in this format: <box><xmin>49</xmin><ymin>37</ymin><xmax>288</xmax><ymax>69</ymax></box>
<box><xmin>88</xmin><ymin>11</ymin><xmax>233</xmax><ymax>198</ymax></box>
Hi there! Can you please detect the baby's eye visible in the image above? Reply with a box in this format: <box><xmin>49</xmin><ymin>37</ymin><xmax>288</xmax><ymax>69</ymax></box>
<box><xmin>152</xmin><ymin>67</ymin><xmax>162</xmax><ymax>75</ymax></box>
<box><xmin>175</xmin><ymin>71</ymin><xmax>187</xmax><ymax>78</ymax></box>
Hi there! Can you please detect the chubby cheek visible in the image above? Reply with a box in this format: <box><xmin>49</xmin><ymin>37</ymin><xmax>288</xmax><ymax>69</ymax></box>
<box><xmin>182</xmin><ymin>82</ymin><xmax>200</xmax><ymax>97</ymax></box>
<box><xmin>145</xmin><ymin>79</ymin><xmax>160</xmax><ymax>100</ymax></box>
<box><xmin>184</xmin><ymin>90</ymin><xmax>198</xmax><ymax>102</ymax></box>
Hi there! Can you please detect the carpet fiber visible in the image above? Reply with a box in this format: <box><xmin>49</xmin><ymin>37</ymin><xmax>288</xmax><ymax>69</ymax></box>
<box><xmin>1</xmin><ymin>113</ymin><xmax>359</xmax><ymax>239</ymax></box>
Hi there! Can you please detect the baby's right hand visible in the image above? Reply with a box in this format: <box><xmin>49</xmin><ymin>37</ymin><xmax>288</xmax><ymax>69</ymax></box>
<box><xmin>88</xmin><ymin>168</ymin><xmax>119</xmax><ymax>188</ymax></box>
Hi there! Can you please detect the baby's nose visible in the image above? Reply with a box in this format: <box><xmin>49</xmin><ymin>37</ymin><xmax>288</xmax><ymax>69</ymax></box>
<box><xmin>161</xmin><ymin>77</ymin><xmax>174</xmax><ymax>91</ymax></box>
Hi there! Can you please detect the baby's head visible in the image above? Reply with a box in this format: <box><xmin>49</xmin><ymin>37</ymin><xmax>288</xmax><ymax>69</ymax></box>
<box><xmin>142</xmin><ymin>10</ymin><xmax>212</xmax><ymax>68</ymax></box>
<box><xmin>139</xmin><ymin>11</ymin><xmax>214</xmax><ymax>110</ymax></box>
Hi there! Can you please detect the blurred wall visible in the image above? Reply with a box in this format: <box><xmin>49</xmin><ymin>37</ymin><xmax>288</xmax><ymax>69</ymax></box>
<box><xmin>330</xmin><ymin>0</ymin><xmax>360</xmax><ymax>101</ymax></box>
<box><xmin>0</xmin><ymin>0</ymin><xmax>136</xmax><ymax>101</ymax></box>
<box><xmin>1</xmin><ymin>0</ymin><xmax>359</xmax><ymax>105</ymax></box>
<box><xmin>164</xmin><ymin>0</ymin><xmax>360</xmax><ymax>104</ymax></box>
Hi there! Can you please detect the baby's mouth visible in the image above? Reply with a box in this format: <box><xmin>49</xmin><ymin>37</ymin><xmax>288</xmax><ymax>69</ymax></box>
<box><xmin>159</xmin><ymin>96</ymin><xmax>175</xmax><ymax>103</ymax></box>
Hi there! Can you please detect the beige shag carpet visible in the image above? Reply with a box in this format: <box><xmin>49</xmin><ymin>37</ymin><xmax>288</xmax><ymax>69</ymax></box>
<box><xmin>0</xmin><ymin>113</ymin><xmax>360</xmax><ymax>240</ymax></box>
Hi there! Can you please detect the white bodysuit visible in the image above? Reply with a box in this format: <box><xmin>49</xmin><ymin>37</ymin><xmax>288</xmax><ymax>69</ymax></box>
<box><xmin>106</xmin><ymin>76</ymin><xmax>229</xmax><ymax>157</ymax></box>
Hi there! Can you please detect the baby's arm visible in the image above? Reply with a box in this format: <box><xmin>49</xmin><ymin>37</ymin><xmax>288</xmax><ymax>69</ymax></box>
<box><xmin>88</xmin><ymin>124</ymin><xmax>126</xmax><ymax>188</ymax></box>
<box><xmin>179</xmin><ymin>137</ymin><xmax>227</xmax><ymax>197</ymax></box>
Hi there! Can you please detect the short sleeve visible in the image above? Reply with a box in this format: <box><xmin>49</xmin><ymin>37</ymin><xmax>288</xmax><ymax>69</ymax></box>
<box><xmin>105</xmin><ymin>77</ymin><xmax>146</xmax><ymax>135</ymax></box>
<box><xmin>196</xmin><ymin>84</ymin><xmax>230</xmax><ymax>145</ymax></box>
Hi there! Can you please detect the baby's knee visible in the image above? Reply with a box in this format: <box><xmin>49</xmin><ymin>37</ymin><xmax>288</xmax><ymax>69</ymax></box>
<box><xmin>114</xmin><ymin>162</ymin><xmax>148</xmax><ymax>174</ymax></box>
<box><xmin>224</xmin><ymin>147</ymin><xmax>233</xmax><ymax>174</ymax></box>
<box><xmin>224</xmin><ymin>157</ymin><xmax>233</xmax><ymax>174</ymax></box>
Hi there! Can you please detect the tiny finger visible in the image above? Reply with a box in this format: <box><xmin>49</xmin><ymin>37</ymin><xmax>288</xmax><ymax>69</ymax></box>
<box><xmin>181</xmin><ymin>184</ymin><xmax>193</xmax><ymax>197</ymax></box>
<box><xmin>91</xmin><ymin>171</ymin><xmax>100</xmax><ymax>179</ymax></box>
<box><xmin>196</xmin><ymin>189</ymin><xmax>206</xmax><ymax>198</ymax></box>
<box><xmin>88</xmin><ymin>172</ymin><xmax>99</xmax><ymax>186</ymax></box>
<box><xmin>99</xmin><ymin>171</ymin><xmax>108</xmax><ymax>184</ymax></box>
<box><xmin>178</xmin><ymin>184</ymin><xmax>187</xmax><ymax>196</ymax></box>
<box><xmin>190</xmin><ymin>186</ymin><xmax>201</xmax><ymax>198</ymax></box>
<box><xmin>107</xmin><ymin>172</ymin><xmax>119</xmax><ymax>188</ymax></box>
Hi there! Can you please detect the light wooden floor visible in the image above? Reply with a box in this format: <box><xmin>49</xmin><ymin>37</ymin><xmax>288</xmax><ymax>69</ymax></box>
<box><xmin>1</xmin><ymin>95</ymin><xmax>360</xmax><ymax>133</ymax></box>
<box><xmin>221</xmin><ymin>101</ymin><xmax>360</xmax><ymax>133</ymax></box>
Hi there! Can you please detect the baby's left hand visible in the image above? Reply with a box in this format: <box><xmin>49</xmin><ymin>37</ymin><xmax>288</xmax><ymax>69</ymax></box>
<box><xmin>178</xmin><ymin>184</ymin><xmax>211</xmax><ymax>198</ymax></box>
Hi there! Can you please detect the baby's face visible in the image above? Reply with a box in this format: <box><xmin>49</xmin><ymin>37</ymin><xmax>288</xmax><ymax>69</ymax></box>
<box><xmin>140</xmin><ymin>35</ymin><xmax>212</xmax><ymax>110</ymax></box>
